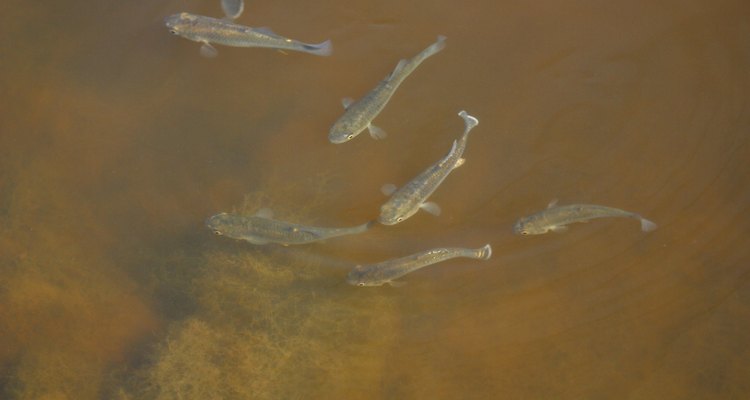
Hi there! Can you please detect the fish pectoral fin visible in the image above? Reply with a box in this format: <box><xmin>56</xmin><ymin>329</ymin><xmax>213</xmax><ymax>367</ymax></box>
<box><xmin>388</xmin><ymin>280</ymin><xmax>407</xmax><ymax>287</ymax></box>
<box><xmin>341</xmin><ymin>97</ymin><xmax>354</xmax><ymax>109</ymax></box>
<box><xmin>200</xmin><ymin>42</ymin><xmax>218</xmax><ymax>58</ymax></box>
<box><xmin>547</xmin><ymin>199</ymin><xmax>559</xmax><ymax>209</ymax></box>
<box><xmin>368</xmin><ymin>123</ymin><xmax>387</xmax><ymax>140</ymax></box>
<box><xmin>420</xmin><ymin>201</ymin><xmax>442</xmax><ymax>216</ymax></box>
<box><xmin>255</xmin><ymin>208</ymin><xmax>274</xmax><ymax>219</ymax></box>
<box><xmin>453</xmin><ymin>158</ymin><xmax>466</xmax><ymax>169</ymax></box>
<box><xmin>381</xmin><ymin>183</ymin><xmax>397</xmax><ymax>196</ymax></box>
<box><xmin>549</xmin><ymin>225</ymin><xmax>568</xmax><ymax>233</ymax></box>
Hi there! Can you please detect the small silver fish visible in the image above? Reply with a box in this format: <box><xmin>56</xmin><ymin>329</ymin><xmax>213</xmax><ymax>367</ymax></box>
<box><xmin>328</xmin><ymin>35</ymin><xmax>446</xmax><ymax>143</ymax></box>
<box><xmin>164</xmin><ymin>12</ymin><xmax>332</xmax><ymax>58</ymax></box>
<box><xmin>378</xmin><ymin>110</ymin><xmax>479</xmax><ymax>225</ymax></box>
<box><xmin>513</xmin><ymin>200</ymin><xmax>658</xmax><ymax>235</ymax></box>
<box><xmin>206</xmin><ymin>209</ymin><xmax>371</xmax><ymax>245</ymax></box>
<box><xmin>347</xmin><ymin>244</ymin><xmax>492</xmax><ymax>287</ymax></box>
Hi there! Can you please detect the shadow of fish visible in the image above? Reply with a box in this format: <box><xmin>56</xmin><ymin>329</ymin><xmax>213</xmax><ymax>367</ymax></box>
<box><xmin>347</xmin><ymin>244</ymin><xmax>492</xmax><ymax>287</ymax></box>
<box><xmin>206</xmin><ymin>209</ymin><xmax>371</xmax><ymax>245</ymax></box>
<box><xmin>164</xmin><ymin>12</ymin><xmax>332</xmax><ymax>57</ymax></box>
<box><xmin>378</xmin><ymin>110</ymin><xmax>479</xmax><ymax>225</ymax></box>
<box><xmin>513</xmin><ymin>200</ymin><xmax>658</xmax><ymax>235</ymax></box>
<box><xmin>328</xmin><ymin>35</ymin><xmax>446</xmax><ymax>143</ymax></box>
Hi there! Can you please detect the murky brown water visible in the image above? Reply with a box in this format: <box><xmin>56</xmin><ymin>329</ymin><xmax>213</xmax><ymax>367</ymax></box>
<box><xmin>1</xmin><ymin>0</ymin><xmax>749</xmax><ymax>398</ymax></box>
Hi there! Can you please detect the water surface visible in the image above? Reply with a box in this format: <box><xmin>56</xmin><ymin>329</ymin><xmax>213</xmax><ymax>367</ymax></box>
<box><xmin>1</xmin><ymin>0</ymin><xmax>749</xmax><ymax>398</ymax></box>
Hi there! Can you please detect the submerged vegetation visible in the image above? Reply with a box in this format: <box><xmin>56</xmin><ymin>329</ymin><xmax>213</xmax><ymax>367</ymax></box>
<box><xmin>131</xmin><ymin>248</ymin><xmax>399</xmax><ymax>399</ymax></box>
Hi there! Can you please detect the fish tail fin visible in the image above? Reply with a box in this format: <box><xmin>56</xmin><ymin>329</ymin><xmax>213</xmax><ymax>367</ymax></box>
<box><xmin>304</xmin><ymin>39</ymin><xmax>333</xmax><ymax>56</ymax></box>
<box><xmin>475</xmin><ymin>244</ymin><xmax>492</xmax><ymax>260</ymax></box>
<box><xmin>356</xmin><ymin>220</ymin><xmax>376</xmax><ymax>232</ymax></box>
<box><xmin>639</xmin><ymin>217</ymin><xmax>658</xmax><ymax>232</ymax></box>
<box><xmin>458</xmin><ymin>110</ymin><xmax>479</xmax><ymax>136</ymax></box>
<box><xmin>425</xmin><ymin>35</ymin><xmax>447</xmax><ymax>57</ymax></box>
<box><xmin>408</xmin><ymin>35</ymin><xmax>446</xmax><ymax>67</ymax></box>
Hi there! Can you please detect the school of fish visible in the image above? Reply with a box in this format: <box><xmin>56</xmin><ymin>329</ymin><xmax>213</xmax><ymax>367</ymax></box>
<box><xmin>165</xmin><ymin>0</ymin><xmax>658</xmax><ymax>287</ymax></box>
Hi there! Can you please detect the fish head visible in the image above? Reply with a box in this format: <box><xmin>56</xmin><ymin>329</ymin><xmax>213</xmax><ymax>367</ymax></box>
<box><xmin>377</xmin><ymin>204</ymin><xmax>407</xmax><ymax>226</ymax></box>
<box><xmin>346</xmin><ymin>265</ymin><xmax>382</xmax><ymax>287</ymax></box>
<box><xmin>328</xmin><ymin>120</ymin><xmax>360</xmax><ymax>144</ymax></box>
<box><xmin>164</xmin><ymin>12</ymin><xmax>198</xmax><ymax>36</ymax></box>
<box><xmin>205</xmin><ymin>212</ymin><xmax>237</xmax><ymax>237</ymax></box>
<box><xmin>513</xmin><ymin>216</ymin><xmax>548</xmax><ymax>235</ymax></box>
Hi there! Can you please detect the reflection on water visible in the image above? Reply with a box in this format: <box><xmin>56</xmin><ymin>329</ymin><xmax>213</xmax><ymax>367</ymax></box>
<box><xmin>1</xmin><ymin>0</ymin><xmax>749</xmax><ymax>398</ymax></box>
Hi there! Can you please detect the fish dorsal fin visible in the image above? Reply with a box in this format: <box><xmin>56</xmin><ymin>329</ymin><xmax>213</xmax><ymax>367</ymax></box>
<box><xmin>255</xmin><ymin>208</ymin><xmax>274</xmax><ymax>219</ymax></box>
<box><xmin>253</xmin><ymin>27</ymin><xmax>282</xmax><ymax>39</ymax></box>
<box><xmin>381</xmin><ymin>183</ymin><xmax>397</xmax><ymax>196</ymax></box>
<box><xmin>341</xmin><ymin>97</ymin><xmax>354</xmax><ymax>109</ymax></box>
<box><xmin>547</xmin><ymin>199</ymin><xmax>559</xmax><ymax>209</ymax></box>
<box><xmin>453</xmin><ymin>158</ymin><xmax>465</xmax><ymax>169</ymax></box>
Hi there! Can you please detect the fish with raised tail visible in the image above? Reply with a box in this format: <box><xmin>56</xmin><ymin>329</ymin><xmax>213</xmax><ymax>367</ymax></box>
<box><xmin>206</xmin><ymin>209</ymin><xmax>371</xmax><ymax>245</ymax></box>
<box><xmin>513</xmin><ymin>200</ymin><xmax>658</xmax><ymax>235</ymax></box>
<box><xmin>164</xmin><ymin>12</ymin><xmax>332</xmax><ymax>57</ymax></box>
<box><xmin>328</xmin><ymin>35</ymin><xmax>446</xmax><ymax>143</ymax></box>
<box><xmin>347</xmin><ymin>244</ymin><xmax>492</xmax><ymax>287</ymax></box>
<box><xmin>378</xmin><ymin>110</ymin><xmax>479</xmax><ymax>225</ymax></box>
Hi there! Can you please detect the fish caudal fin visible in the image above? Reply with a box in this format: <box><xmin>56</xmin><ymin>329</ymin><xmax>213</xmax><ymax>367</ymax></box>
<box><xmin>426</xmin><ymin>35</ymin><xmax>447</xmax><ymax>57</ymax></box>
<box><xmin>475</xmin><ymin>244</ymin><xmax>492</xmax><ymax>260</ymax></box>
<box><xmin>356</xmin><ymin>221</ymin><xmax>376</xmax><ymax>232</ymax></box>
<box><xmin>640</xmin><ymin>217</ymin><xmax>658</xmax><ymax>232</ymax></box>
<box><xmin>458</xmin><ymin>110</ymin><xmax>479</xmax><ymax>134</ymax></box>
<box><xmin>458</xmin><ymin>110</ymin><xmax>479</xmax><ymax>131</ymax></box>
<box><xmin>304</xmin><ymin>39</ymin><xmax>333</xmax><ymax>56</ymax></box>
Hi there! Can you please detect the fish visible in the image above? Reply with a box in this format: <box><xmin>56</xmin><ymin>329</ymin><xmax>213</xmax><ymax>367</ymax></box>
<box><xmin>347</xmin><ymin>244</ymin><xmax>492</xmax><ymax>287</ymax></box>
<box><xmin>378</xmin><ymin>110</ymin><xmax>479</xmax><ymax>225</ymax></box>
<box><xmin>513</xmin><ymin>200</ymin><xmax>658</xmax><ymax>235</ymax></box>
<box><xmin>164</xmin><ymin>12</ymin><xmax>333</xmax><ymax>58</ymax></box>
<box><xmin>328</xmin><ymin>35</ymin><xmax>446</xmax><ymax>143</ymax></box>
<box><xmin>221</xmin><ymin>0</ymin><xmax>244</xmax><ymax>20</ymax></box>
<box><xmin>206</xmin><ymin>209</ymin><xmax>371</xmax><ymax>245</ymax></box>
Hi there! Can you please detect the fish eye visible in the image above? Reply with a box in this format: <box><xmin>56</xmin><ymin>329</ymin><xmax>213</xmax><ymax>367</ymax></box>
<box><xmin>397</xmin><ymin>217</ymin><xmax>403</xmax><ymax>222</ymax></box>
<box><xmin>357</xmin><ymin>282</ymin><xmax>365</xmax><ymax>287</ymax></box>
<box><xmin>213</xmin><ymin>230</ymin><xmax>222</xmax><ymax>235</ymax></box>
<box><xmin>347</xmin><ymin>134</ymin><xmax>354</xmax><ymax>140</ymax></box>
<box><xmin>169</xmin><ymin>29</ymin><xmax>178</xmax><ymax>35</ymax></box>
<box><xmin>521</xmin><ymin>231</ymin><xmax>528</xmax><ymax>235</ymax></box>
